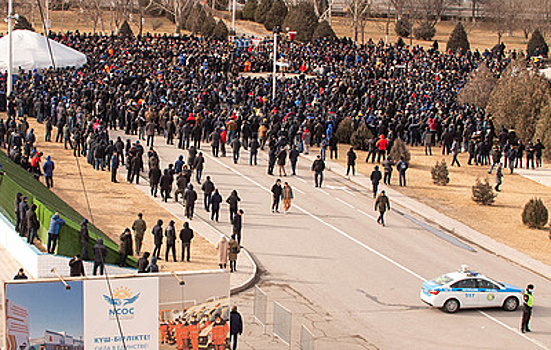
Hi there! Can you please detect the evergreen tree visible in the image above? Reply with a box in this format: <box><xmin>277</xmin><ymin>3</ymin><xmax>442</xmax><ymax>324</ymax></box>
<box><xmin>312</xmin><ymin>20</ymin><xmax>336</xmax><ymax>41</ymax></box>
<box><xmin>242</xmin><ymin>0</ymin><xmax>258</xmax><ymax>21</ymax></box>
<box><xmin>389</xmin><ymin>138</ymin><xmax>411</xmax><ymax>163</ymax></box>
<box><xmin>446</xmin><ymin>22</ymin><xmax>470</xmax><ymax>53</ymax></box>
<box><xmin>213</xmin><ymin>19</ymin><xmax>229</xmax><ymax>40</ymax></box>
<box><xmin>522</xmin><ymin>198</ymin><xmax>548</xmax><ymax>229</ymax></box>
<box><xmin>201</xmin><ymin>13</ymin><xmax>217</xmax><ymax>38</ymax></box>
<box><xmin>413</xmin><ymin>22</ymin><xmax>436</xmax><ymax>41</ymax></box>
<box><xmin>255</xmin><ymin>0</ymin><xmax>272</xmax><ymax>23</ymax></box>
<box><xmin>264</xmin><ymin>0</ymin><xmax>287</xmax><ymax>31</ymax></box>
<box><xmin>527</xmin><ymin>29</ymin><xmax>549</xmax><ymax>58</ymax></box>
<box><xmin>13</xmin><ymin>15</ymin><xmax>34</xmax><ymax>31</ymax></box>
<box><xmin>431</xmin><ymin>160</ymin><xmax>450</xmax><ymax>185</ymax></box>
<box><xmin>118</xmin><ymin>20</ymin><xmax>133</xmax><ymax>37</ymax></box>
<box><xmin>334</xmin><ymin>118</ymin><xmax>354</xmax><ymax>144</ymax></box>
<box><xmin>395</xmin><ymin>18</ymin><xmax>411</xmax><ymax>38</ymax></box>
<box><xmin>282</xmin><ymin>2</ymin><xmax>318</xmax><ymax>42</ymax></box>
<box><xmin>350</xmin><ymin>123</ymin><xmax>373</xmax><ymax>150</ymax></box>
<box><xmin>471</xmin><ymin>178</ymin><xmax>497</xmax><ymax>205</ymax></box>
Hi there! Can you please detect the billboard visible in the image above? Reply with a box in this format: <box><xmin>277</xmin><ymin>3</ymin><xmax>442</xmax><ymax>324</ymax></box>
<box><xmin>3</xmin><ymin>270</ymin><xmax>230</xmax><ymax>350</ymax></box>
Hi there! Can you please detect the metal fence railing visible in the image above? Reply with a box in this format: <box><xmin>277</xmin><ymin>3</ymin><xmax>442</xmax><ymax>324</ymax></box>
<box><xmin>273</xmin><ymin>301</ymin><xmax>292</xmax><ymax>346</ymax></box>
<box><xmin>300</xmin><ymin>325</ymin><xmax>315</xmax><ymax>350</ymax></box>
<box><xmin>253</xmin><ymin>285</ymin><xmax>268</xmax><ymax>333</ymax></box>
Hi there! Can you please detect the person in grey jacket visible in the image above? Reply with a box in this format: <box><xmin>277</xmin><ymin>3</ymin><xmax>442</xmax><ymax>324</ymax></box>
<box><xmin>165</xmin><ymin>220</ymin><xmax>176</xmax><ymax>262</ymax></box>
<box><xmin>93</xmin><ymin>238</ymin><xmax>108</xmax><ymax>275</ymax></box>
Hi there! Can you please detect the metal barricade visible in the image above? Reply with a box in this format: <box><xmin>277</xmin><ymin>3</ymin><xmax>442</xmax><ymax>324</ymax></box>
<box><xmin>273</xmin><ymin>301</ymin><xmax>292</xmax><ymax>346</ymax></box>
<box><xmin>253</xmin><ymin>285</ymin><xmax>268</xmax><ymax>332</ymax></box>
<box><xmin>300</xmin><ymin>325</ymin><xmax>315</xmax><ymax>350</ymax></box>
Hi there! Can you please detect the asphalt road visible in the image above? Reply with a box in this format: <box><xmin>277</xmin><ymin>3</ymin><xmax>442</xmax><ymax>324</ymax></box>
<box><xmin>114</xmin><ymin>133</ymin><xmax>551</xmax><ymax>349</ymax></box>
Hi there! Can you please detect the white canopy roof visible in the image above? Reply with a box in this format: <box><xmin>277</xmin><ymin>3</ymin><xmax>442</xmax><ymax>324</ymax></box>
<box><xmin>0</xmin><ymin>29</ymin><xmax>87</xmax><ymax>71</ymax></box>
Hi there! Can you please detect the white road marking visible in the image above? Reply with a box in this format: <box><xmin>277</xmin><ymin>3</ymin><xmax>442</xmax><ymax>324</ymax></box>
<box><xmin>336</xmin><ymin>198</ymin><xmax>355</xmax><ymax>209</ymax></box>
<box><xmin>294</xmin><ymin>187</ymin><xmax>305</xmax><ymax>195</ymax></box>
<box><xmin>318</xmin><ymin>188</ymin><xmax>330</xmax><ymax>195</ymax></box>
<box><xmin>326</xmin><ymin>185</ymin><xmax>346</xmax><ymax>190</ymax></box>
<box><xmin>344</xmin><ymin>189</ymin><xmax>357</xmax><ymax>197</ymax></box>
<box><xmin>296</xmin><ymin>177</ymin><xmax>307</xmax><ymax>183</ymax></box>
<box><xmin>203</xmin><ymin>152</ymin><xmax>548</xmax><ymax>349</ymax></box>
<box><xmin>357</xmin><ymin>209</ymin><xmax>377</xmax><ymax>220</ymax></box>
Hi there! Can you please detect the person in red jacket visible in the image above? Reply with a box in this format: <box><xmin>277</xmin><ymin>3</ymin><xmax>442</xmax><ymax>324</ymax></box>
<box><xmin>375</xmin><ymin>134</ymin><xmax>388</xmax><ymax>163</ymax></box>
<box><xmin>211</xmin><ymin>314</ymin><xmax>229</xmax><ymax>350</ymax></box>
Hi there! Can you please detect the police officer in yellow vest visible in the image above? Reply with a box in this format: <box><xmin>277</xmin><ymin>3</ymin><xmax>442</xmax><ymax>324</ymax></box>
<box><xmin>521</xmin><ymin>284</ymin><xmax>534</xmax><ymax>333</ymax></box>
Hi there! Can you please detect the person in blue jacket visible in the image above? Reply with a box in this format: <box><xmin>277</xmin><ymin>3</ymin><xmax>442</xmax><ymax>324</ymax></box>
<box><xmin>42</xmin><ymin>155</ymin><xmax>55</xmax><ymax>188</ymax></box>
<box><xmin>47</xmin><ymin>212</ymin><xmax>65</xmax><ymax>254</ymax></box>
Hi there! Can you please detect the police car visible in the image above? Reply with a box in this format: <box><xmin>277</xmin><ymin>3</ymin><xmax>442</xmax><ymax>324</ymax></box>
<box><xmin>420</xmin><ymin>265</ymin><xmax>524</xmax><ymax>313</ymax></box>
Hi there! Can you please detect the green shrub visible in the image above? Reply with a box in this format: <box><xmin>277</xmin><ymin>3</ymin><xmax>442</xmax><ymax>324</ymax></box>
<box><xmin>395</xmin><ymin>18</ymin><xmax>411</xmax><ymax>38</ymax></box>
<box><xmin>255</xmin><ymin>0</ymin><xmax>272</xmax><ymax>23</ymax></box>
<box><xmin>312</xmin><ymin>20</ymin><xmax>336</xmax><ymax>41</ymax></box>
<box><xmin>350</xmin><ymin>123</ymin><xmax>373</xmax><ymax>150</ymax></box>
<box><xmin>282</xmin><ymin>2</ymin><xmax>318</xmax><ymax>42</ymax></box>
<box><xmin>242</xmin><ymin>0</ymin><xmax>258</xmax><ymax>21</ymax></box>
<box><xmin>264</xmin><ymin>0</ymin><xmax>287</xmax><ymax>31</ymax></box>
<box><xmin>446</xmin><ymin>22</ymin><xmax>470</xmax><ymax>53</ymax></box>
<box><xmin>431</xmin><ymin>160</ymin><xmax>450</xmax><ymax>185</ymax></box>
<box><xmin>335</xmin><ymin>118</ymin><xmax>354</xmax><ymax>144</ymax></box>
<box><xmin>527</xmin><ymin>29</ymin><xmax>549</xmax><ymax>58</ymax></box>
<box><xmin>118</xmin><ymin>20</ymin><xmax>134</xmax><ymax>36</ymax></box>
<box><xmin>413</xmin><ymin>22</ymin><xmax>436</xmax><ymax>41</ymax></box>
<box><xmin>471</xmin><ymin>177</ymin><xmax>496</xmax><ymax>205</ymax></box>
<box><xmin>389</xmin><ymin>138</ymin><xmax>411</xmax><ymax>163</ymax></box>
<box><xmin>522</xmin><ymin>198</ymin><xmax>548</xmax><ymax>229</ymax></box>
<box><xmin>213</xmin><ymin>19</ymin><xmax>229</xmax><ymax>40</ymax></box>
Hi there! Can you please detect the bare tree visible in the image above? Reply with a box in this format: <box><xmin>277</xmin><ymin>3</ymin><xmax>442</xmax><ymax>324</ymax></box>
<box><xmin>345</xmin><ymin>0</ymin><xmax>372</xmax><ymax>42</ymax></box>
<box><xmin>411</xmin><ymin>0</ymin><xmax>459</xmax><ymax>27</ymax></box>
<box><xmin>484</xmin><ymin>0</ymin><xmax>524</xmax><ymax>43</ymax></box>
<box><xmin>77</xmin><ymin>0</ymin><xmax>104</xmax><ymax>33</ymax></box>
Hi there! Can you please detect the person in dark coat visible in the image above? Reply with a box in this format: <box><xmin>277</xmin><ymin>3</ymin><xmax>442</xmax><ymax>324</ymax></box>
<box><xmin>232</xmin><ymin>210</ymin><xmax>244</xmax><ymax>244</ymax></box>
<box><xmin>184</xmin><ymin>184</ymin><xmax>198</xmax><ymax>220</ymax></box>
<box><xmin>149</xmin><ymin>165</ymin><xmax>162</xmax><ymax>197</ymax></box>
<box><xmin>289</xmin><ymin>146</ymin><xmax>299</xmax><ymax>175</ymax></box>
<box><xmin>42</xmin><ymin>155</ymin><xmax>55</xmax><ymax>188</ymax></box>
<box><xmin>118</xmin><ymin>228</ymin><xmax>133</xmax><ymax>267</ymax></box>
<box><xmin>111</xmin><ymin>153</ymin><xmax>119</xmax><ymax>183</ymax></box>
<box><xmin>271</xmin><ymin>179</ymin><xmax>282</xmax><ymax>213</ymax></box>
<box><xmin>226</xmin><ymin>190</ymin><xmax>241</xmax><ymax>222</ymax></box>
<box><xmin>69</xmin><ymin>255</ymin><xmax>86</xmax><ymax>277</ymax></box>
<box><xmin>230</xmin><ymin>306</ymin><xmax>243</xmax><ymax>350</ymax></box>
<box><xmin>14</xmin><ymin>192</ymin><xmax>22</xmax><ymax>233</ymax></box>
<box><xmin>210</xmin><ymin>189</ymin><xmax>223</xmax><ymax>222</ymax></box>
<box><xmin>164</xmin><ymin>220</ymin><xmax>177</xmax><ymax>262</ymax></box>
<box><xmin>201</xmin><ymin>176</ymin><xmax>215</xmax><ymax>211</ymax></box>
<box><xmin>147</xmin><ymin>256</ymin><xmax>159</xmax><ymax>273</ymax></box>
<box><xmin>13</xmin><ymin>268</ymin><xmax>28</xmax><ymax>280</ymax></box>
<box><xmin>346</xmin><ymin>147</ymin><xmax>356</xmax><ymax>176</ymax></box>
<box><xmin>311</xmin><ymin>155</ymin><xmax>325</xmax><ymax>187</ymax></box>
<box><xmin>152</xmin><ymin>219</ymin><xmax>164</xmax><ymax>259</ymax></box>
<box><xmin>159</xmin><ymin>169</ymin><xmax>173</xmax><ymax>202</ymax></box>
<box><xmin>374</xmin><ymin>190</ymin><xmax>390</xmax><ymax>226</ymax></box>
<box><xmin>26</xmin><ymin>203</ymin><xmax>39</xmax><ymax>244</ymax></box>
<box><xmin>137</xmin><ymin>252</ymin><xmax>150</xmax><ymax>273</ymax></box>
<box><xmin>80</xmin><ymin>219</ymin><xmax>90</xmax><ymax>260</ymax></box>
<box><xmin>18</xmin><ymin>196</ymin><xmax>29</xmax><ymax>237</ymax></box>
<box><xmin>93</xmin><ymin>238</ymin><xmax>108</xmax><ymax>275</ymax></box>
<box><xmin>370</xmin><ymin>165</ymin><xmax>382</xmax><ymax>198</ymax></box>
<box><xmin>180</xmin><ymin>222</ymin><xmax>194</xmax><ymax>262</ymax></box>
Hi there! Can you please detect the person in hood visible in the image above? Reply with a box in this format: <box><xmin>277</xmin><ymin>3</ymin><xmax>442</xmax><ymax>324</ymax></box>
<box><xmin>152</xmin><ymin>219</ymin><xmax>164</xmax><ymax>259</ymax></box>
<box><xmin>137</xmin><ymin>252</ymin><xmax>150</xmax><ymax>273</ymax></box>
<box><xmin>93</xmin><ymin>238</ymin><xmax>107</xmax><ymax>275</ymax></box>
<box><xmin>26</xmin><ymin>203</ymin><xmax>39</xmax><ymax>244</ymax></box>
<box><xmin>42</xmin><ymin>155</ymin><xmax>55</xmax><ymax>188</ymax></box>
<box><xmin>147</xmin><ymin>256</ymin><xmax>159</xmax><ymax>273</ymax></box>
<box><xmin>47</xmin><ymin>212</ymin><xmax>65</xmax><ymax>254</ymax></box>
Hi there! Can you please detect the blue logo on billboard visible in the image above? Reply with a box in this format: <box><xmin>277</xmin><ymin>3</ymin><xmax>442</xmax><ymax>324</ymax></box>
<box><xmin>103</xmin><ymin>287</ymin><xmax>140</xmax><ymax>317</ymax></box>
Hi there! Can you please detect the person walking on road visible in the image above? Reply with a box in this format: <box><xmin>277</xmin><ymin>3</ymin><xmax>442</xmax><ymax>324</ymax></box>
<box><xmin>374</xmin><ymin>190</ymin><xmax>390</xmax><ymax>227</ymax></box>
<box><xmin>202</xmin><ymin>176</ymin><xmax>215</xmax><ymax>211</ymax></box>
<box><xmin>271</xmin><ymin>179</ymin><xmax>282</xmax><ymax>213</ymax></box>
<box><xmin>210</xmin><ymin>189</ymin><xmax>223</xmax><ymax>222</ymax></box>
<box><xmin>289</xmin><ymin>145</ymin><xmax>299</xmax><ymax>175</ymax></box>
<box><xmin>215</xmin><ymin>235</ymin><xmax>229</xmax><ymax>269</ymax></box>
<box><xmin>495</xmin><ymin>162</ymin><xmax>503</xmax><ymax>192</ymax></box>
<box><xmin>282</xmin><ymin>182</ymin><xmax>294</xmax><ymax>213</ymax></box>
<box><xmin>232</xmin><ymin>210</ymin><xmax>244</xmax><ymax>245</ymax></box>
<box><xmin>93</xmin><ymin>238</ymin><xmax>107</xmax><ymax>275</ymax></box>
<box><xmin>226</xmin><ymin>190</ymin><xmax>241</xmax><ymax>222</ymax></box>
<box><xmin>228</xmin><ymin>237</ymin><xmax>240</xmax><ymax>273</ymax></box>
<box><xmin>231</xmin><ymin>137</ymin><xmax>241</xmax><ymax>164</ymax></box>
<box><xmin>346</xmin><ymin>147</ymin><xmax>356</xmax><ymax>176</ymax></box>
<box><xmin>312</xmin><ymin>155</ymin><xmax>325</xmax><ymax>188</ymax></box>
<box><xmin>230</xmin><ymin>306</ymin><xmax>243</xmax><ymax>350</ymax></box>
<box><xmin>521</xmin><ymin>284</ymin><xmax>534</xmax><ymax>333</ymax></box>
<box><xmin>451</xmin><ymin>139</ymin><xmax>461</xmax><ymax>167</ymax></box>
<box><xmin>132</xmin><ymin>213</ymin><xmax>147</xmax><ymax>256</ymax></box>
<box><xmin>370</xmin><ymin>165</ymin><xmax>382</xmax><ymax>198</ymax></box>
<box><xmin>184</xmin><ymin>184</ymin><xmax>198</xmax><ymax>220</ymax></box>
<box><xmin>149</xmin><ymin>164</ymin><xmax>161</xmax><ymax>197</ymax></box>
<box><xmin>152</xmin><ymin>219</ymin><xmax>164</xmax><ymax>259</ymax></box>
<box><xmin>180</xmin><ymin>222</ymin><xmax>194</xmax><ymax>262</ymax></box>
<box><xmin>165</xmin><ymin>220</ymin><xmax>177</xmax><ymax>262</ymax></box>
<box><xmin>47</xmin><ymin>212</ymin><xmax>65</xmax><ymax>254</ymax></box>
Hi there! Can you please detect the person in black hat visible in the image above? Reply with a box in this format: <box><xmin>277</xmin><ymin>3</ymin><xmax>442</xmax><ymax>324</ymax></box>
<box><xmin>521</xmin><ymin>284</ymin><xmax>534</xmax><ymax>333</ymax></box>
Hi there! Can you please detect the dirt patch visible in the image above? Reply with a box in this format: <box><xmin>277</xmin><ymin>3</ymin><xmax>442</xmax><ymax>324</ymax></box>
<box><xmin>23</xmin><ymin>118</ymin><xmax>218</xmax><ymax>272</ymax></box>
<box><xmin>328</xmin><ymin>143</ymin><xmax>551</xmax><ymax>266</ymax></box>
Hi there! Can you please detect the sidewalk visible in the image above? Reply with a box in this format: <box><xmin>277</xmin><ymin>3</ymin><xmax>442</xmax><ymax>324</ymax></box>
<box><xmin>516</xmin><ymin>167</ymin><xmax>551</xmax><ymax>189</ymax></box>
<box><xmin>110</xmin><ymin>131</ymin><xmax>257</xmax><ymax>293</ymax></box>
<box><xmin>300</xmin><ymin>152</ymin><xmax>551</xmax><ymax>279</ymax></box>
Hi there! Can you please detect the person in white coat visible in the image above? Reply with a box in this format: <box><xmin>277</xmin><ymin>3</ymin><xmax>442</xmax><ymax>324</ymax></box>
<box><xmin>215</xmin><ymin>235</ymin><xmax>229</xmax><ymax>269</ymax></box>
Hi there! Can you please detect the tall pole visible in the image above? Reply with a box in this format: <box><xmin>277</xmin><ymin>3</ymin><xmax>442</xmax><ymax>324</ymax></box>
<box><xmin>272</xmin><ymin>31</ymin><xmax>277</xmax><ymax>101</ymax></box>
<box><xmin>7</xmin><ymin>0</ymin><xmax>13</xmax><ymax>97</ymax></box>
<box><xmin>232</xmin><ymin>0</ymin><xmax>236</xmax><ymax>36</ymax></box>
<box><xmin>46</xmin><ymin>0</ymin><xmax>49</xmax><ymax>34</ymax></box>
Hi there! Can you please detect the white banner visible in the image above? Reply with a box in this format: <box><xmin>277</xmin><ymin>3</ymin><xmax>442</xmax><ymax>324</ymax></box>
<box><xmin>84</xmin><ymin>277</ymin><xmax>159</xmax><ymax>350</ymax></box>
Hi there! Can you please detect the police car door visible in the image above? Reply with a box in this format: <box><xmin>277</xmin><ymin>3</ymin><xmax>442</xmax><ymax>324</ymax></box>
<box><xmin>450</xmin><ymin>278</ymin><xmax>479</xmax><ymax>307</ymax></box>
<box><xmin>476</xmin><ymin>278</ymin><xmax>501</xmax><ymax>307</ymax></box>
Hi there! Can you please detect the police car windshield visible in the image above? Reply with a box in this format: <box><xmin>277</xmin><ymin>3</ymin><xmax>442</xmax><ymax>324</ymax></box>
<box><xmin>433</xmin><ymin>274</ymin><xmax>453</xmax><ymax>286</ymax></box>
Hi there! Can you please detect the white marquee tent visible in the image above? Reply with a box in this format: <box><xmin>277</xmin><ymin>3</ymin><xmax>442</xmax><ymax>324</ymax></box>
<box><xmin>0</xmin><ymin>29</ymin><xmax>87</xmax><ymax>71</ymax></box>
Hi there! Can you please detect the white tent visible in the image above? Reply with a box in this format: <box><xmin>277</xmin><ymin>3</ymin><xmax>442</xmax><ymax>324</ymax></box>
<box><xmin>0</xmin><ymin>29</ymin><xmax>87</xmax><ymax>71</ymax></box>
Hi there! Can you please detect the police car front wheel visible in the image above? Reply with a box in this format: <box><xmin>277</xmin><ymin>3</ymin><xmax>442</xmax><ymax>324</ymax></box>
<box><xmin>503</xmin><ymin>296</ymin><xmax>519</xmax><ymax>311</ymax></box>
<box><xmin>443</xmin><ymin>299</ymin><xmax>460</xmax><ymax>313</ymax></box>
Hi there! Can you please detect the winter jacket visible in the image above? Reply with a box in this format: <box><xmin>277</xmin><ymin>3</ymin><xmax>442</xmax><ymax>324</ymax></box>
<box><xmin>48</xmin><ymin>214</ymin><xmax>65</xmax><ymax>235</ymax></box>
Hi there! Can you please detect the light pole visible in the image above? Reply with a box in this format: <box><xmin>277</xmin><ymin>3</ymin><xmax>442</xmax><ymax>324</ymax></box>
<box><xmin>232</xmin><ymin>0</ymin><xmax>236</xmax><ymax>36</ymax></box>
<box><xmin>6</xmin><ymin>0</ymin><xmax>16</xmax><ymax>98</ymax></box>
<box><xmin>272</xmin><ymin>26</ymin><xmax>281</xmax><ymax>101</ymax></box>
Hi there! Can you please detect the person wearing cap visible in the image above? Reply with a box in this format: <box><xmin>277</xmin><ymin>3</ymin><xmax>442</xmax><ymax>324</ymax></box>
<box><xmin>311</xmin><ymin>154</ymin><xmax>325</xmax><ymax>188</ymax></box>
<box><xmin>521</xmin><ymin>284</ymin><xmax>534</xmax><ymax>333</ymax></box>
<box><xmin>42</xmin><ymin>155</ymin><xmax>55</xmax><ymax>188</ymax></box>
<box><xmin>80</xmin><ymin>219</ymin><xmax>90</xmax><ymax>260</ymax></box>
<box><xmin>374</xmin><ymin>190</ymin><xmax>390</xmax><ymax>227</ymax></box>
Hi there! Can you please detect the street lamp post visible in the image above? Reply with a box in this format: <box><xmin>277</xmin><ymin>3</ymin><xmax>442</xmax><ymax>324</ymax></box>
<box><xmin>232</xmin><ymin>0</ymin><xmax>236</xmax><ymax>36</ymax></box>
<box><xmin>272</xmin><ymin>26</ymin><xmax>281</xmax><ymax>102</ymax></box>
<box><xmin>6</xmin><ymin>0</ymin><xmax>15</xmax><ymax>97</ymax></box>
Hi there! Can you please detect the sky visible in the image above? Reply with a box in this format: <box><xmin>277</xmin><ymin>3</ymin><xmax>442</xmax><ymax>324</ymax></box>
<box><xmin>6</xmin><ymin>280</ymin><xmax>83</xmax><ymax>340</ymax></box>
